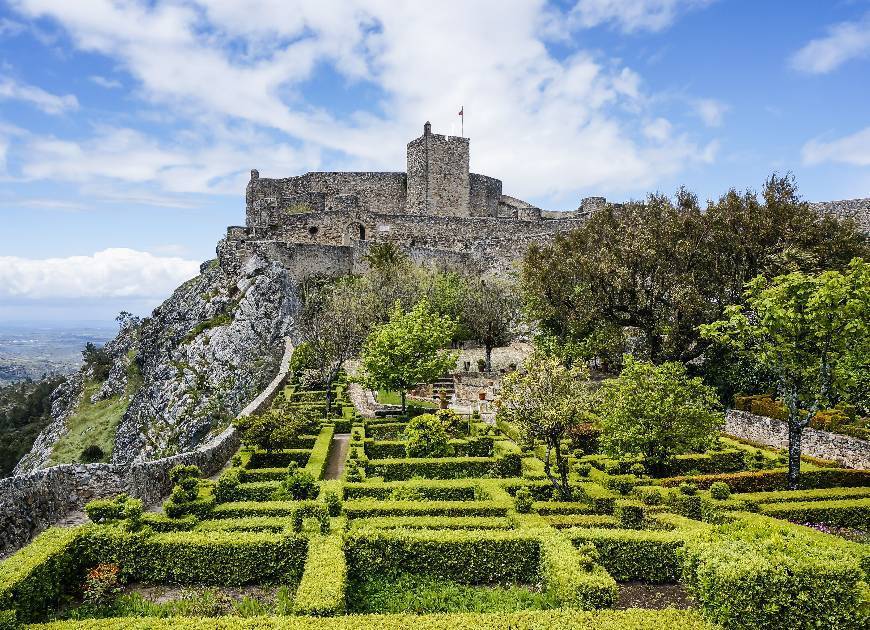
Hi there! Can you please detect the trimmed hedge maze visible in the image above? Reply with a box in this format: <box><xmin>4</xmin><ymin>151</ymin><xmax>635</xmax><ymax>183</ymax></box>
<box><xmin>1</xmin><ymin>406</ymin><xmax>869</xmax><ymax>629</ymax></box>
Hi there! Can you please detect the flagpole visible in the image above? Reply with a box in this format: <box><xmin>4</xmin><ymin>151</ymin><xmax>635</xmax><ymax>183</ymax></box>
<box><xmin>461</xmin><ymin>105</ymin><xmax>464</xmax><ymax>137</ymax></box>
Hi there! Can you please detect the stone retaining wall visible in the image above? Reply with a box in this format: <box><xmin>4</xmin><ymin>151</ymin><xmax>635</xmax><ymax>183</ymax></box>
<box><xmin>724</xmin><ymin>409</ymin><xmax>870</xmax><ymax>469</ymax></box>
<box><xmin>0</xmin><ymin>340</ymin><xmax>295</xmax><ymax>555</ymax></box>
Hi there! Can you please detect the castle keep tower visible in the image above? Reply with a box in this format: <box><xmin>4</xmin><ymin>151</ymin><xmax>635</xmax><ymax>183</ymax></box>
<box><xmin>406</xmin><ymin>121</ymin><xmax>470</xmax><ymax>216</ymax></box>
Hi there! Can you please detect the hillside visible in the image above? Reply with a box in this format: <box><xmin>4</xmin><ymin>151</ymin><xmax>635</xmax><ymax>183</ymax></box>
<box><xmin>14</xmin><ymin>254</ymin><xmax>300</xmax><ymax>473</ymax></box>
<box><xmin>0</xmin><ymin>377</ymin><xmax>65</xmax><ymax>477</ymax></box>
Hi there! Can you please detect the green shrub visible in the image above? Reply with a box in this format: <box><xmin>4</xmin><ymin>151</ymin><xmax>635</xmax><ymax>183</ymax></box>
<box><xmin>304</xmin><ymin>425</ymin><xmax>335</xmax><ymax>480</ymax></box>
<box><xmin>345</xmin><ymin>528</ymin><xmax>540</xmax><ymax>584</ymax></box>
<box><xmin>681</xmin><ymin>520</ymin><xmax>866</xmax><ymax>630</ymax></box>
<box><xmin>371</xmin><ymin>456</ymin><xmax>500</xmax><ymax>481</ymax></box>
<box><xmin>344</xmin><ymin>480</ymin><xmax>479</xmax><ymax>502</ymax></box>
<box><xmin>345</xmin><ymin>460</ymin><xmax>365</xmax><ymax>482</ymax></box>
<box><xmin>708</xmin><ymin>481</ymin><xmax>731</xmax><ymax>500</ymax></box>
<box><xmin>514</xmin><ymin>487</ymin><xmax>534</xmax><ymax>514</ymax></box>
<box><xmin>80</xmin><ymin>444</ymin><xmax>105</xmax><ymax>463</ymax></box>
<box><xmin>0</xmin><ymin>527</ymin><xmax>87</xmax><ymax>622</ymax></box>
<box><xmin>86</xmin><ymin>527</ymin><xmax>307</xmax><ymax>586</ymax></box>
<box><xmin>614</xmin><ymin>501</ymin><xmax>644</xmax><ymax>529</ymax></box>
<box><xmin>538</xmin><ymin>531</ymin><xmax>616</xmax><ymax>609</ymax></box>
<box><xmin>168</xmin><ymin>464</ymin><xmax>201</xmax><ymax>485</ymax></box>
<box><xmin>272</xmin><ymin>463</ymin><xmax>317</xmax><ymax>501</ymax></box>
<box><xmin>758</xmin><ymin>498</ymin><xmax>870</xmax><ymax>529</ymax></box>
<box><xmin>575</xmin><ymin>462</ymin><xmax>592</xmax><ymax>477</ymax></box>
<box><xmin>405</xmin><ymin>414</ymin><xmax>452</xmax><ymax>458</ymax></box>
<box><xmin>320</xmin><ymin>481</ymin><xmax>343</xmax><ymax>517</ymax></box>
<box><xmin>603</xmin><ymin>474</ymin><xmax>637</xmax><ymax>495</ymax></box>
<box><xmin>214</xmin><ymin>469</ymin><xmax>241</xmax><ymax>503</ymax></box>
<box><xmin>658</xmin><ymin>467</ymin><xmax>870</xmax><ymax>492</ymax></box>
<box><xmin>565</xmin><ymin>528</ymin><xmax>687</xmax><ymax>583</ymax></box>
<box><xmin>628</xmin><ymin>463</ymin><xmax>645</xmax><ymax>477</ymax></box>
<box><xmin>678</xmin><ymin>482</ymin><xmax>698</xmax><ymax>495</ymax></box>
<box><xmin>85</xmin><ymin>495</ymin><xmax>142</xmax><ymax>527</ymax></box>
<box><xmin>291</xmin><ymin>501</ymin><xmax>330</xmax><ymax>534</ymax></box>
<box><xmin>18</xmin><ymin>609</ymin><xmax>720</xmax><ymax>628</ymax></box>
<box><xmin>293</xmin><ymin>533</ymin><xmax>346</xmax><ymax>615</ymax></box>
<box><xmin>211</xmin><ymin>501</ymin><xmax>298</xmax><ymax>519</ymax></box>
<box><xmin>349</xmin><ymin>516</ymin><xmax>512</xmax><ymax>531</ymax></box>
<box><xmin>344</xmin><ymin>500</ymin><xmax>508</xmax><ymax>519</ymax></box>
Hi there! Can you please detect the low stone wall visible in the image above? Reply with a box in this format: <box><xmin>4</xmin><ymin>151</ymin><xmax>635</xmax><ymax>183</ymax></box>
<box><xmin>0</xmin><ymin>339</ymin><xmax>295</xmax><ymax>556</ymax></box>
<box><xmin>724</xmin><ymin>409</ymin><xmax>870</xmax><ymax>469</ymax></box>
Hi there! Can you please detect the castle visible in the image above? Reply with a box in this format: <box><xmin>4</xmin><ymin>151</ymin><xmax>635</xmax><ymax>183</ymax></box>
<box><xmin>220</xmin><ymin>122</ymin><xmax>602</xmax><ymax>276</ymax></box>
<box><xmin>219</xmin><ymin>122</ymin><xmax>870</xmax><ymax>278</ymax></box>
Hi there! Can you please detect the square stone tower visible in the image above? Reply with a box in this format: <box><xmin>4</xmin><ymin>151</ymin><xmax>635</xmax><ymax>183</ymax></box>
<box><xmin>406</xmin><ymin>121</ymin><xmax>470</xmax><ymax>216</ymax></box>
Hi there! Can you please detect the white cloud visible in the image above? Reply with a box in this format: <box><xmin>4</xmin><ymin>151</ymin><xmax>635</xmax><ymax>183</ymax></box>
<box><xmin>0</xmin><ymin>74</ymin><xmax>78</xmax><ymax>114</ymax></box>
<box><xmin>8</xmin><ymin>0</ymin><xmax>718</xmax><ymax>203</ymax></box>
<box><xmin>791</xmin><ymin>13</ymin><xmax>870</xmax><ymax>74</ymax></box>
<box><xmin>693</xmin><ymin>98</ymin><xmax>728</xmax><ymax>127</ymax></box>
<box><xmin>0</xmin><ymin>248</ymin><xmax>200</xmax><ymax>300</ymax></box>
<box><xmin>802</xmin><ymin>127</ymin><xmax>870</xmax><ymax>167</ymax></box>
<box><xmin>89</xmin><ymin>75</ymin><xmax>122</xmax><ymax>89</ymax></box>
<box><xmin>569</xmin><ymin>0</ymin><xmax>713</xmax><ymax>33</ymax></box>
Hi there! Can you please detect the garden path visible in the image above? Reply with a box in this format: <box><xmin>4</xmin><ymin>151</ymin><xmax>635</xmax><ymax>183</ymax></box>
<box><xmin>324</xmin><ymin>433</ymin><xmax>350</xmax><ymax>480</ymax></box>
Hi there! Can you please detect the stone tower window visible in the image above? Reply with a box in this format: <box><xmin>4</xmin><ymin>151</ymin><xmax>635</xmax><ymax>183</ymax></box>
<box><xmin>308</xmin><ymin>226</ymin><xmax>319</xmax><ymax>236</ymax></box>
<box><xmin>358</xmin><ymin>224</ymin><xmax>366</xmax><ymax>240</ymax></box>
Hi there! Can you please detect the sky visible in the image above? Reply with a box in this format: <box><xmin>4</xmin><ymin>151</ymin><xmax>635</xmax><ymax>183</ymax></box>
<box><xmin>0</xmin><ymin>0</ymin><xmax>869</xmax><ymax>323</ymax></box>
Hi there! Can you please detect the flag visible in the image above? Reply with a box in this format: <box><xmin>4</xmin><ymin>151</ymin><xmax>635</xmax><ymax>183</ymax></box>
<box><xmin>458</xmin><ymin>106</ymin><xmax>463</xmax><ymax>117</ymax></box>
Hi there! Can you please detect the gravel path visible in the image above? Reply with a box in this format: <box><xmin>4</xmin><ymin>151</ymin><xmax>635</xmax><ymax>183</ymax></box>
<box><xmin>324</xmin><ymin>433</ymin><xmax>350</xmax><ymax>480</ymax></box>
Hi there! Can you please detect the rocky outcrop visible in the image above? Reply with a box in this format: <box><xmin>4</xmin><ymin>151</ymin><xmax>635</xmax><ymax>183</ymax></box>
<box><xmin>14</xmin><ymin>242</ymin><xmax>302</xmax><ymax>472</ymax></box>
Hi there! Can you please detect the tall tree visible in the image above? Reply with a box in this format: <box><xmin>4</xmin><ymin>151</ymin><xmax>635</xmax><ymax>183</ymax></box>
<box><xmin>358</xmin><ymin>300</ymin><xmax>457</xmax><ymax>413</ymax></box>
<box><xmin>299</xmin><ymin>278</ymin><xmax>375</xmax><ymax>415</ymax></box>
<box><xmin>701</xmin><ymin>259</ymin><xmax>870</xmax><ymax>488</ymax></box>
<box><xmin>595</xmin><ymin>357</ymin><xmax>721</xmax><ymax>475</ymax></box>
<box><xmin>497</xmin><ymin>355</ymin><xmax>592</xmax><ymax>499</ymax></box>
<box><xmin>461</xmin><ymin>276</ymin><xmax>522</xmax><ymax>370</ymax></box>
<box><xmin>522</xmin><ymin>175</ymin><xmax>868</xmax><ymax>367</ymax></box>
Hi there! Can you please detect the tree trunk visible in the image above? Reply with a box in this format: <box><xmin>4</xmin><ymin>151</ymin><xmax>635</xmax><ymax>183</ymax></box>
<box><xmin>555</xmin><ymin>440</ymin><xmax>571</xmax><ymax>500</ymax></box>
<box><xmin>787</xmin><ymin>417</ymin><xmax>803</xmax><ymax>490</ymax></box>
<box><xmin>485</xmin><ymin>345</ymin><xmax>493</xmax><ymax>372</ymax></box>
<box><xmin>543</xmin><ymin>441</ymin><xmax>572</xmax><ymax>501</ymax></box>
<box><xmin>325</xmin><ymin>387</ymin><xmax>333</xmax><ymax>418</ymax></box>
<box><xmin>400</xmin><ymin>390</ymin><xmax>406</xmax><ymax>415</ymax></box>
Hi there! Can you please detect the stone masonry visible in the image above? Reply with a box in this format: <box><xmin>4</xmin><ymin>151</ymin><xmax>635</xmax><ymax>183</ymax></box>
<box><xmin>233</xmin><ymin>122</ymin><xmax>870</xmax><ymax>280</ymax></box>
<box><xmin>724</xmin><ymin>409</ymin><xmax>870</xmax><ymax>470</ymax></box>
<box><xmin>0</xmin><ymin>340</ymin><xmax>296</xmax><ymax>556</ymax></box>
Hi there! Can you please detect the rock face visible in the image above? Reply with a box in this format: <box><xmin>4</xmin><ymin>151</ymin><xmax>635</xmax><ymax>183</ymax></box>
<box><xmin>15</xmin><ymin>244</ymin><xmax>301</xmax><ymax>472</ymax></box>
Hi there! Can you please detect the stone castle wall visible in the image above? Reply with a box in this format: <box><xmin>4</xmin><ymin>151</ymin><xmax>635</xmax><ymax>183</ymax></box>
<box><xmin>810</xmin><ymin>198</ymin><xmax>870</xmax><ymax>234</ymax></box>
<box><xmin>406</xmin><ymin>123</ymin><xmax>470</xmax><ymax>216</ymax></box>
<box><xmin>0</xmin><ymin>341</ymin><xmax>296</xmax><ymax>556</ymax></box>
<box><xmin>724</xmin><ymin>409</ymin><xmax>870</xmax><ymax>470</ymax></box>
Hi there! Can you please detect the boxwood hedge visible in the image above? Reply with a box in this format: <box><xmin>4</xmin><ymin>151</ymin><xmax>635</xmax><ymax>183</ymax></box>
<box><xmin>343</xmin><ymin>499</ymin><xmax>509</xmax><ymax>519</ymax></box>
<box><xmin>293</xmin><ymin>532</ymin><xmax>347</xmax><ymax>616</ymax></box>
<box><xmin>681</xmin><ymin>519</ymin><xmax>867</xmax><ymax>630</ymax></box>
<box><xmin>564</xmin><ymin>527</ymin><xmax>688</xmax><ymax>583</ymax></box>
<box><xmin>345</xmin><ymin>528</ymin><xmax>540</xmax><ymax>584</ymax></box>
<box><xmin>758</xmin><ymin>497</ymin><xmax>870</xmax><ymax>529</ymax></box>
<box><xmin>26</xmin><ymin>609</ymin><xmax>720</xmax><ymax>629</ymax></box>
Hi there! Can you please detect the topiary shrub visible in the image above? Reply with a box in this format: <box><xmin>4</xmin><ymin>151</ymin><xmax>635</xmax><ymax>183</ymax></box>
<box><xmin>629</xmin><ymin>462</ymin><xmax>646</xmax><ymax>477</ymax></box>
<box><xmin>214</xmin><ymin>468</ymin><xmax>241</xmax><ymax>503</ymax></box>
<box><xmin>345</xmin><ymin>460</ymin><xmax>365</xmax><ymax>482</ymax></box>
<box><xmin>679</xmin><ymin>482</ymin><xmax>698</xmax><ymax>495</ymax></box>
<box><xmin>273</xmin><ymin>462</ymin><xmax>317</xmax><ymax>501</ymax></box>
<box><xmin>708</xmin><ymin>481</ymin><xmax>731</xmax><ymax>500</ymax></box>
<box><xmin>574</xmin><ymin>462</ymin><xmax>592</xmax><ymax>477</ymax></box>
<box><xmin>405</xmin><ymin>413</ymin><xmax>451</xmax><ymax>458</ymax></box>
<box><xmin>514</xmin><ymin>486</ymin><xmax>533</xmax><ymax>514</ymax></box>
<box><xmin>435</xmin><ymin>408</ymin><xmax>464</xmax><ymax>437</ymax></box>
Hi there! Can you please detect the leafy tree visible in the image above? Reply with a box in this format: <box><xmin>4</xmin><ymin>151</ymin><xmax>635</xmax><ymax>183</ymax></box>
<box><xmin>595</xmin><ymin>357</ymin><xmax>721</xmax><ymax>475</ymax></box>
<box><xmin>497</xmin><ymin>354</ymin><xmax>592</xmax><ymax>499</ymax></box>
<box><xmin>272</xmin><ymin>462</ymin><xmax>317</xmax><ymax>500</ymax></box>
<box><xmin>82</xmin><ymin>342</ymin><xmax>112</xmax><ymax>381</ymax></box>
<box><xmin>0</xmin><ymin>377</ymin><xmax>65</xmax><ymax>476</ymax></box>
<box><xmin>358</xmin><ymin>300</ymin><xmax>457</xmax><ymax>413</ymax></box>
<box><xmin>404</xmin><ymin>413</ymin><xmax>451</xmax><ymax>457</ymax></box>
<box><xmin>233</xmin><ymin>406</ymin><xmax>312</xmax><ymax>452</ymax></box>
<box><xmin>701</xmin><ymin>259</ymin><xmax>870</xmax><ymax>488</ymax></box>
<box><xmin>461</xmin><ymin>276</ymin><xmax>522</xmax><ymax>370</ymax></box>
<box><xmin>522</xmin><ymin>175</ymin><xmax>868</xmax><ymax>366</ymax></box>
<box><xmin>299</xmin><ymin>278</ymin><xmax>376</xmax><ymax>415</ymax></box>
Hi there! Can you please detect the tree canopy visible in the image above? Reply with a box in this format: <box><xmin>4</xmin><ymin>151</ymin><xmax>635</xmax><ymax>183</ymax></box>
<box><xmin>497</xmin><ymin>354</ymin><xmax>592</xmax><ymax>499</ymax></box>
<box><xmin>522</xmin><ymin>175</ymin><xmax>868</xmax><ymax>368</ymax></box>
<box><xmin>701</xmin><ymin>258</ymin><xmax>870</xmax><ymax>488</ymax></box>
<box><xmin>595</xmin><ymin>357</ymin><xmax>721</xmax><ymax>474</ymax></box>
<box><xmin>357</xmin><ymin>299</ymin><xmax>457</xmax><ymax>412</ymax></box>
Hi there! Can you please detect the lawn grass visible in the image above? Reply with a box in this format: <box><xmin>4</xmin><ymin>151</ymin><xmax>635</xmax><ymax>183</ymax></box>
<box><xmin>48</xmin><ymin>380</ymin><xmax>129</xmax><ymax>465</ymax></box>
<box><xmin>348</xmin><ymin>573</ymin><xmax>556</xmax><ymax>614</ymax></box>
<box><xmin>376</xmin><ymin>390</ymin><xmax>438</xmax><ymax>410</ymax></box>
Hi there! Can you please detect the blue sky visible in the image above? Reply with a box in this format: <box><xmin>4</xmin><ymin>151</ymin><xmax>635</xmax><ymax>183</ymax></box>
<box><xmin>1</xmin><ymin>0</ymin><xmax>869</xmax><ymax>322</ymax></box>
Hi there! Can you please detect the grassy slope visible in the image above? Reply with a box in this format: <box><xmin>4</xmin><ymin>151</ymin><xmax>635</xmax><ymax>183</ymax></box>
<box><xmin>48</xmin><ymin>380</ymin><xmax>129</xmax><ymax>465</ymax></box>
